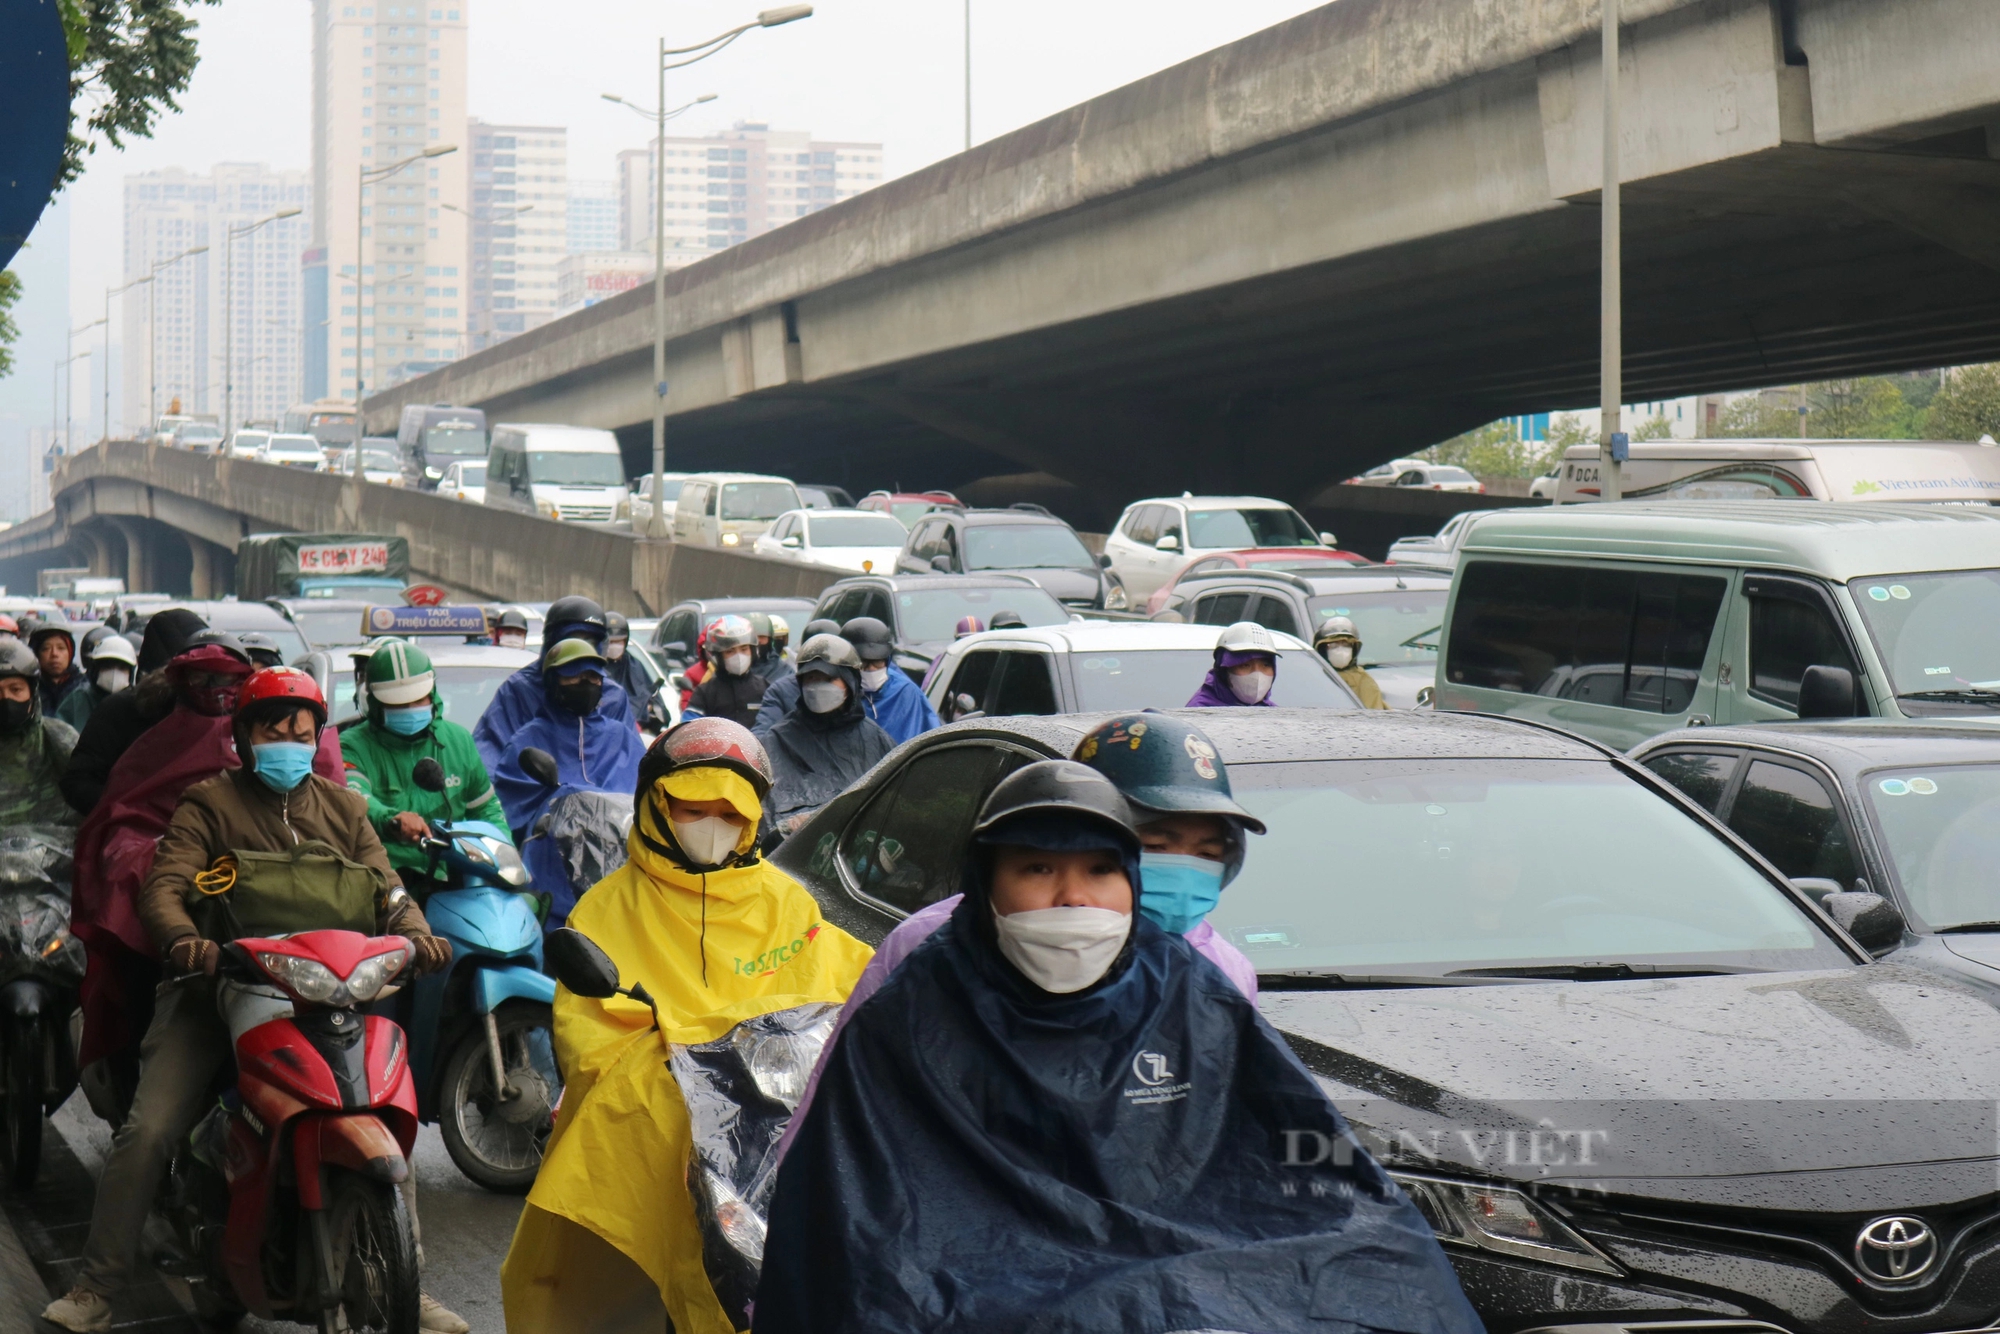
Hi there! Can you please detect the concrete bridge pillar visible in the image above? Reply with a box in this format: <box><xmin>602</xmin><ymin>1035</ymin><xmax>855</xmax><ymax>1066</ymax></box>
<box><xmin>185</xmin><ymin>534</ymin><xmax>236</xmax><ymax>600</ymax></box>
<box><xmin>107</xmin><ymin>518</ymin><xmax>151</xmax><ymax>594</ymax></box>
<box><xmin>76</xmin><ymin>527</ymin><xmax>116</xmax><ymax>579</ymax></box>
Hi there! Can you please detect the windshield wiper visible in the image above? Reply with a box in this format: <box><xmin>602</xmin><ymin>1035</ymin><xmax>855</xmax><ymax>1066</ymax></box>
<box><xmin>1259</xmin><ymin>971</ymin><xmax>1520</xmax><ymax>990</ymax></box>
<box><xmin>1447</xmin><ymin>962</ymin><xmax>1763</xmax><ymax>981</ymax></box>
<box><xmin>1937</xmin><ymin>922</ymin><xmax>2000</xmax><ymax>934</ymax></box>
<box><xmin>1897</xmin><ymin>688</ymin><xmax>2000</xmax><ymax>705</ymax></box>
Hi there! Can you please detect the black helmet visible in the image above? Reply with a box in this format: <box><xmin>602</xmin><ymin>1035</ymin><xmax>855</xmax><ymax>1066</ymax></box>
<box><xmin>604</xmin><ymin>611</ymin><xmax>630</xmax><ymax>641</ymax></box>
<box><xmin>839</xmin><ymin>616</ymin><xmax>894</xmax><ymax>665</ymax></box>
<box><xmin>544</xmin><ymin>595</ymin><xmax>608</xmax><ymax>643</ymax></box>
<box><xmin>0</xmin><ymin>639</ymin><xmax>40</xmax><ymax>682</ymax></box>
<box><xmin>1071</xmin><ymin>714</ymin><xmax>1265</xmax><ymax>832</ymax></box>
<box><xmin>496</xmin><ymin>608</ymin><xmax>531</xmax><ymax>633</ymax></box>
<box><xmin>802</xmin><ymin>618</ymin><xmax>841</xmax><ymax>640</ymax></box>
<box><xmin>988</xmin><ymin>609</ymin><xmax>1027</xmax><ymax>630</ymax></box>
<box><xmin>795</xmin><ymin>633</ymin><xmax>862</xmax><ymax>673</ymax></box>
<box><xmin>79</xmin><ymin>625</ymin><xmax>111</xmax><ymax>662</ymax></box>
<box><xmin>972</xmin><ymin>759</ymin><xmax>1139</xmax><ymax>858</ymax></box>
<box><xmin>179</xmin><ymin>629</ymin><xmax>253</xmax><ymax>667</ymax></box>
<box><xmin>236</xmin><ymin>631</ymin><xmax>285</xmax><ymax>668</ymax></box>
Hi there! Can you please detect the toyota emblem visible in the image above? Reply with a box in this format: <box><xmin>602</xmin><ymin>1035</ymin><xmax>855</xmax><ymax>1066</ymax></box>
<box><xmin>1854</xmin><ymin>1215</ymin><xmax>1937</xmax><ymax>1283</ymax></box>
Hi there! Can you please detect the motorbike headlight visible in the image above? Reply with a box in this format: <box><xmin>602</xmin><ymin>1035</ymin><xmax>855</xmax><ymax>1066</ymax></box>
<box><xmin>738</xmin><ymin>1017</ymin><xmax>835</xmax><ymax>1110</ymax></box>
<box><xmin>1389</xmin><ymin>1172</ymin><xmax>1618</xmax><ymax>1275</ymax></box>
<box><xmin>257</xmin><ymin>951</ymin><xmax>341</xmax><ymax>1004</ymax></box>
<box><xmin>492</xmin><ymin>842</ymin><xmax>530</xmax><ymax>888</ymax></box>
<box><xmin>343</xmin><ymin>942</ymin><xmax>414</xmax><ymax>1003</ymax></box>
<box><xmin>704</xmin><ymin>1169</ymin><xmax>767</xmax><ymax>1263</ymax></box>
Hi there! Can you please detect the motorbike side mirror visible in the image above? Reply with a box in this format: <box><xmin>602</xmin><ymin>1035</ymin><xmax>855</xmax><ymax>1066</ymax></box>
<box><xmin>412</xmin><ymin>757</ymin><xmax>447</xmax><ymax>793</ymax></box>
<box><xmin>1797</xmin><ymin>664</ymin><xmax>1859</xmax><ymax>719</ymax></box>
<box><xmin>519</xmin><ymin>747</ymin><xmax>561</xmax><ymax>787</ymax></box>
<box><xmin>545</xmin><ymin>928</ymin><xmax>622</xmax><ymax>999</ymax></box>
<box><xmin>1822</xmin><ymin>890</ymin><xmax>1906</xmax><ymax>952</ymax></box>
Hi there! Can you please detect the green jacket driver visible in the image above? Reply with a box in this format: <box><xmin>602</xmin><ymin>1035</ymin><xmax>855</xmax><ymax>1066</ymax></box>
<box><xmin>340</xmin><ymin>640</ymin><xmax>511</xmax><ymax>890</ymax></box>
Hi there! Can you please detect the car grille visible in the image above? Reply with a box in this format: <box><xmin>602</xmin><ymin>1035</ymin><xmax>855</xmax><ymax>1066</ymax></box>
<box><xmin>558</xmin><ymin>504</ymin><xmax>616</xmax><ymax>523</ymax></box>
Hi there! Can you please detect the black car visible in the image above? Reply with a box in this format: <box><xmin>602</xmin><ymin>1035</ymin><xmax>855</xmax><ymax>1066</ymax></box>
<box><xmin>810</xmin><ymin>573</ymin><xmax>1073</xmax><ymax>680</ymax></box>
<box><xmin>896</xmin><ymin>504</ymin><xmax>1127</xmax><ymax>611</ymax></box>
<box><xmin>650</xmin><ymin>596</ymin><xmax>819</xmax><ymax>672</ymax></box>
<box><xmin>1632</xmin><ymin>721</ymin><xmax>2000</xmax><ymax>986</ymax></box>
<box><xmin>775</xmin><ymin>708</ymin><xmax>2000</xmax><ymax>1334</ymax></box>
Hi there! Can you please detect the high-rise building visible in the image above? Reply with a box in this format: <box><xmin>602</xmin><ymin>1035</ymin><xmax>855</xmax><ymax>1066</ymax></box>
<box><xmin>617</xmin><ymin>121</ymin><xmax>883</xmax><ymax>261</ymax></box>
<box><xmin>567</xmin><ymin>178</ymin><xmax>618</xmax><ymax>254</ymax></box>
<box><xmin>466</xmin><ymin>121</ymin><xmax>567</xmax><ymax>352</ymax></box>
<box><xmin>306</xmin><ymin>0</ymin><xmax>471</xmax><ymax>402</ymax></box>
<box><xmin>120</xmin><ymin>164</ymin><xmax>311</xmax><ymax>434</ymax></box>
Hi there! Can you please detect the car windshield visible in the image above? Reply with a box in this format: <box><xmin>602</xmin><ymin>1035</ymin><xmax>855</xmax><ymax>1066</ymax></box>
<box><xmin>1070</xmin><ymin>649</ymin><xmax>1358</xmax><ymax>711</ymax></box>
<box><xmin>1211</xmin><ymin>758</ymin><xmax>1843</xmax><ymax>977</ymax></box>
<box><xmin>268</xmin><ymin>435</ymin><xmax>321</xmax><ymax>455</ymax></box>
<box><xmin>528</xmin><ymin>451</ymin><xmax>625</xmax><ymax>486</ymax></box>
<box><xmin>890</xmin><ymin>501</ymin><xmax>944</xmax><ymax>527</ymax></box>
<box><xmin>423</xmin><ymin>425</ymin><xmax>487</xmax><ymax>457</ymax></box>
<box><xmin>1848</xmin><ymin>569</ymin><xmax>2000</xmax><ymax>710</ymax></box>
<box><xmin>287</xmin><ymin>608</ymin><xmax>369</xmax><ymax>649</ymax></box>
<box><xmin>896</xmin><ymin>587</ymin><xmax>1069</xmax><ymax>642</ymax></box>
<box><xmin>1187</xmin><ymin>507</ymin><xmax>1319</xmax><ymax>549</ymax></box>
<box><xmin>180</xmin><ymin>424</ymin><xmax>222</xmax><ymax>440</ymax></box>
<box><xmin>964</xmin><ymin>523</ymin><xmax>1093</xmax><ymax>571</ymax></box>
<box><xmin>1306</xmin><ymin>590</ymin><xmax>1449</xmax><ymax>665</ymax></box>
<box><xmin>652</xmin><ymin>479</ymin><xmax>683</xmax><ymax>502</ymax></box>
<box><xmin>1428</xmin><ymin>466</ymin><xmax>1477</xmax><ymax>483</ymax></box>
<box><xmin>720</xmin><ymin>482</ymin><xmax>798</xmax><ymax>521</ymax></box>
<box><xmin>1863</xmin><ymin>763</ymin><xmax>2000</xmax><ymax>931</ymax></box>
<box><xmin>457</xmin><ymin>462</ymin><xmax>486</xmax><ymax>484</ymax></box>
<box><xmin>809</xmin><ymin>514</ymin><xmax>909</xmax><ymax>547</ymax></box>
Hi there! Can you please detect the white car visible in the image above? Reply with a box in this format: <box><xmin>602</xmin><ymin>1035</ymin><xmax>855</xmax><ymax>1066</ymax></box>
<box><xmin>1385</xmin><ymin>509</ymin><xmax>1485</xmax><ymax>570</ymax></box>
<box><xmin>1100</xmin><ymin>494</ymin><xmax>1335</xmax><ymax>601</ymax></box>
<box><xmin>259</xmin><ymin>433</ymin><xmax>328</xmax><ymax>470</ymax></box>
<box><xmin>628</xmin><ymin>471</ymin><xmax>691</xmax><ymax>528</ymax></box>
<box><xmin>171</xmin><ymin>421</ymin><xmax>226</xmax><ymax>454</ymax></box>
<box><xmin>330</xmin><ymin>441</ymin><xmax>405</xmax><ymax>486</ymax></box>
<box><xmin>1345</xmin><ymin>457</ymin><xmax>1428</xmax><ymax>486</ymax></box>
<box><xmin>226</xmin><ymin>429</ymin><xmax>270</xmax><ymax>459</ymax></box>
<box><xmin>1383</xmin><ymin>463</ymin><xmax>1485</xmax><ymax>494</ymax></box>
<box><xmin>439</xmin><ymin>459</ymin><xmax>486</xmax><ymax>504</ymax></box>
<box><xmin>753</xmin><ymin>508</ymin><xmax>911</xmax><ymax>573</ymax></box>
<box><xmin>1529</xmin><ymin>464</ymin><xmax>1561</xmax><ymax>500</ymax></box>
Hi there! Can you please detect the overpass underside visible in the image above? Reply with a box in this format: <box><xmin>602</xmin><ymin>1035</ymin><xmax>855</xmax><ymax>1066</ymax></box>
<box><xmin>373</xmin><ymin>0</ymin><xmax>2000</xmax><ymax>528</ymax></box>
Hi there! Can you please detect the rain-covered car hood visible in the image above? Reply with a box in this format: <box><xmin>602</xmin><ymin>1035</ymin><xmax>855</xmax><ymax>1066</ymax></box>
<box><xmin>1266</xmin><ymin>964</ymin><xmax>2000</xmax><ymax>1210</ymax></box>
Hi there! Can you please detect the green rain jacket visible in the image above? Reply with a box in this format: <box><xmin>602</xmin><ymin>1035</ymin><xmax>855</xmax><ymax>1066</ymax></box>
<box><xmin>340</xmin><ymin>714</ymin><xmax>509</xmax><ymax>887</ymax></box>
<box><xmin>0</xmin><ymin>700</ymin><xmax>79</xmax><ymax>827</ymax></box>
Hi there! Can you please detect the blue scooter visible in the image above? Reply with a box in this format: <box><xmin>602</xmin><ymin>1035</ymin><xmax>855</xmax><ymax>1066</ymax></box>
<box><xmin>407</xmin><ymin>758</ymin><xmax>561</xmax><ymax>1193</ymax></box>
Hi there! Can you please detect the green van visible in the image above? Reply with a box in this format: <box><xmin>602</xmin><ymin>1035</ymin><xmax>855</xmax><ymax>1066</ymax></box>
<box><xmin>1433</xmin><ymin>501</ymin><xmax>2000</xmax><ymax>749</ymax></box>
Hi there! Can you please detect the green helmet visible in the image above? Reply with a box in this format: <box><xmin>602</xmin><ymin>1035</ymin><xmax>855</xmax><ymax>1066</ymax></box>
<box><xmin>1071</xmin><ymin>713</ymin><xmax>1265</xmax><ymax>832</ymax></box>
<box><xmin>365</xmin><ymin>640</ymin><xmax>436</xmax><ymax>707</ymax></box>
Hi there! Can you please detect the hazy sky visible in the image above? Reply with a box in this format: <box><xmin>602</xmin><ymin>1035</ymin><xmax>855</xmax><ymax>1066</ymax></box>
<box><xmin>61</xmin><ymin>0</ymin><xmax>1328</xmax><ymax>335</ymax></box>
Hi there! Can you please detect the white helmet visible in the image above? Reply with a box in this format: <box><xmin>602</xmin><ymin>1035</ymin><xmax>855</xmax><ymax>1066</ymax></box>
<box><xmin>90</xmin><ymin>635</ymin><xmax>139</xmax><ymax>669</ymax></box>
<box><xmin>1215</xmin><ymin>621</ymin><xmax>1278</xmax><ymax>656</ymax></box>
<box><xmin>1314</xmin><ymin>616</ymin><xmax>1361</xmax><ymax>650</ymax></box>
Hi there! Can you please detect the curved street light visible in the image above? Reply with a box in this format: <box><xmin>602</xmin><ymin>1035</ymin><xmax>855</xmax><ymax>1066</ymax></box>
<box><xmin>147</xmin><ymin>244</ymin><xmax>208</xmax><ymax>431</ymax></box>
<box><xmin>225</xmin><ymin>206</ymin><xmax>302</xmax><ymax>433</ymax></box>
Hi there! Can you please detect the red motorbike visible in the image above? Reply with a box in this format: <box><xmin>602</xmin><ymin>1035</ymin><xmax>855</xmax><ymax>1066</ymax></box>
<box><xmin>159</xmin><ymin>930</ymin><xmax>423</xmax><ymax>1333</ymax></box>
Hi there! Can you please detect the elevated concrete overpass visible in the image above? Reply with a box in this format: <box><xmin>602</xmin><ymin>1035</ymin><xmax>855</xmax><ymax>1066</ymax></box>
<box><xmin>369</xmin><ymin>0</ymin><xmax>2000</xmax><ymax>528</ymax></box>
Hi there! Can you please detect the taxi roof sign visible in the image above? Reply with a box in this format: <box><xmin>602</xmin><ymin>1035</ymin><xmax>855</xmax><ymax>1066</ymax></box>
<box><xmin>363</xmin><ymin>604</ymin><xmax>490</xmax><ymax>638</ymax></box>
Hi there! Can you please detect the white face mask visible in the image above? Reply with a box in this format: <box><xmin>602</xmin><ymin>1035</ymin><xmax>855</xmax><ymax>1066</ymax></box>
<box><xmin>992</xmin><ymin>906</ymin><xmax>1131</xmax><ymax>994</ymax></box>
<box><xmin>859</xmin><ymin>666</ymin><xmax>889</xmax><ymax>694</ymax></box>
<box><xmin>801</xmin><ymin>678</ymin><xmax>846</xmax><ymax>714</ymax></box>
<box><xmin>1324</xmin><ymin>644</ymin><xmax>1356</xmax><ymax>670</ymax></box>
<box><xmin>95</xmin><ymin>667</ymin><xmax>131</xmax><ymax>694</ymax></box>
<box><xmin>1228</xmin><ymin>669</ymin><xmax>1274</xmax><ymax>704</ymax></box>
<box><xmin>722</xmin><ymin>648</ymin><xmax>753</xmax><ymax>676</ymax></box>
<box><xmin>605</xmin><ymin>638</ymin><xmax>628</xmax><ymax>661</ymax></box>
<box><xmin>498</xmin><ymin>632</ymin><xmax>527</xmax><ymax>650</ymax></box>
<box><xmin>672</xmin><ymin>813</ymin><xmax>742</xmax><ymax>866</ymax></box>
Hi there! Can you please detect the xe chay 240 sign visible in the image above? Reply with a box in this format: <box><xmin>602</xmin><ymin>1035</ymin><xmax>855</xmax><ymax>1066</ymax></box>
<box><xmin>298</xmin><ymin>542</ymin><xmax>393</xmax><ymax>577</ymax></box>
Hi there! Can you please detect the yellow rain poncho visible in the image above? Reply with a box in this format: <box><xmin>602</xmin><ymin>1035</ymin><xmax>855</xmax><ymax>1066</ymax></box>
<box><xmin>501</xmin><ymin>766</ymin><xmax>873</xmax><ymax>1334</ymax></box>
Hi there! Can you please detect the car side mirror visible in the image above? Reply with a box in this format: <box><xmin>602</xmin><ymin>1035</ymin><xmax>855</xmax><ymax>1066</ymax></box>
<box><xmin>1155</xmin><ymin>534</ymin><xmax>1180</xmax><ymax>552</ymax></box>
<box><xmin>519</xmin><ymin>747</ymin><xmax>560</xmax><ymax>787</ymax></box>
<box><xmin>950</xmin><ymin>692</ymin><xmax>984</xmax><ymax>722</ymax></box>
<box><xmin>1797</xmin><ymin>664</ymin><xmax>1859</xmax><ymax>719</ymax></box>
<box><xmin>781</xmin><ymin>535</ymin><xmax>801</xmax><ymax>548</ymax></box>
<box><xmin>1789</xmin><ymin>876</ymin><xmax>1844</xmax><ymax>904</ymax></box>
<box><xmin>412</xmin><ymin>758</ymin><xmax>447</xmax><ymax>793</ymax></box>
<box><xmin>930</xmin><ymin>554</ymin><xmax>954</xmax><ymax>573</ymax></box>
<box><xmin>544</xmin><ymin>928</ymin><xmax>622</xmax><ymax>998</ymax></box>
<box><xmin>1821</xmin><ymin>890</ymin><xmax>1905</xmax><ymax>952</ymax></box>
<box><xmin>1096</xmin><ymin>552</ymin><xmax>1113</xmax><ymax>569</ymax></box>
<box><xmin>1319</xmin><ymin>531</ymin><xmax>1338</xmax><ymax>546</ymax></box>
<box><xmin>662</xmin><ymin>640</ymin><xmax>688</xmax><ymax>660</ymax></box>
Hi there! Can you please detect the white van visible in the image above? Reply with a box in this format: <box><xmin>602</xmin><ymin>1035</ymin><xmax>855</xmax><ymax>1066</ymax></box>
<box><xmin>1553</xmin><ymin>438</ymin><xmax>2000</xmax><ymax>505</ymax></box>
<box><xmin>672</xmin><ymin>473</ymin><xmax>802</xmax><ymax>548</ymax></box>
<box><xmin>484</xmin><ymin>424</ymin><xmax>631</xmax><ymax>524</ymax></box>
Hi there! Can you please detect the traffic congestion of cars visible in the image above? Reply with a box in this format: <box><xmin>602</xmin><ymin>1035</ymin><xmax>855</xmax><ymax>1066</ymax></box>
<box><xmin>37</xmin><ymin>416</ymin><xmax>2000</xmax><ymax>1332</ymax></box>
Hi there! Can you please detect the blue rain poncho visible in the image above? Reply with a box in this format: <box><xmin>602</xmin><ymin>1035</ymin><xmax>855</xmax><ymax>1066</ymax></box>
<box><xmin>858</xmin><ymin>664</ymin><xmax>941</xmax><ymax>746</ymax></box>
<box><xmin>475</xmin><ymin>662</ymin><xmax>635</xmax><ymax>774</ymax></box>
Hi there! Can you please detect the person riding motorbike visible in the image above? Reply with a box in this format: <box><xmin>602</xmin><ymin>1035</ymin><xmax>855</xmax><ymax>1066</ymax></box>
<box><xmin>1187</xmin><ymin>619</ymin><xmax>1281</xmax><ymax>707</ymax></box>
<box><xmin>474</xmin><ymin>595</ymin><xmax>634</xmax><ymax>772</ymax></box>
<box><xmin>751</xmin><ymin>617</ymin><xmax>839</xmax><ymax>740</ymax></box>
<box><xmin>233</xmin><ymin>630</ymin><xmax>286</xmax><ymax>669</ymax></box>
<box><xmin>55</xmin><ymin>635</ymin><xmax>137</xmax><ymax>733</ymax></box>
<box><xmin>500</xmin><ymin>718</ymin><xmax>873</xmax><ymax>1334</ymax></box>
<box><xmin>756</xmin><ymin>760</ymin><xmax>1483</xmax><ymax>1334</ymax></box>
<box><xmin>756</xmin><ymin>611</ymin><xmax>795</xmax><ymax>686</ymax></box>
<box><xmin>493</xmin><ymin>606</ymin><xmax>531</xmax><ymax>650</ymax></box>
<box><xmin>60</xmin><ymin>607</ymin><xmax>207</xmax><ymax>814</ymax></box>
<box><xmin>686</xmin><ymin>614</ymin><xmax>766</xmax><ymax>729</ymax></box>
<box><xmin>42</xmin><ymin>667</ymin><xmax>467</xmax><ymax>1334</ymax></box>
<box><xmin>599</xmin><ymin>610</ymin><xmax>653</xmax><ymax>710</ymax></box>
<box><xmin>840</xmin><ymin>615</ymin><xmax>940</xmax><ymax>745</ymax></box>
<box><xmin>341</xmin><ymin>640</ymin><xmax>510</xmax><ymax>897</ymax></box>
<box><xmin>762</xmin><ymin>634</ymin><xmax>893</xmax><ymax>837</ymax></box>
<box><xmin>492</xmin><ymin>638</ymin><xmax>647</xmax><ymax>843</ymax></box>
<box><xmin>1314</xmin><ymin>614</ymin><xmax>1388</xmax><ymax>709</ymax></box>
<box><xmin>30</xmin><ymin>622</ymin><xmax>86</xmax><ymax>713</ymax></box>
<box><xmin>0</xmin><ymin>638</ymin><xmax>80</xmax><ymax>827</ymax></box>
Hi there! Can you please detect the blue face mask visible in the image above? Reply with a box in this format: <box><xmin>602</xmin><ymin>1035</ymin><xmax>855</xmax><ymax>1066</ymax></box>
<box><xmin>1138</xmin><ymin>852</ymin><xmax>1226</xmax><ymax>936</ymax></box>
<box><xmin>380</xmin><ymin>704</ymin><xmax>433</xmax><ymax>736</ymax></box>
<box><xmin>251</xmin><ymin>741</ymin><xmax>316</xmax><ymax>793</ymax></box>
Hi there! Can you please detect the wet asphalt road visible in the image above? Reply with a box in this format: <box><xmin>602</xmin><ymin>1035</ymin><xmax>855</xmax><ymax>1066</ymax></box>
<box><xmin>0</xmin><ymin>1098</ymin><xmax>521</xmax><ymax>1333</ymax></box>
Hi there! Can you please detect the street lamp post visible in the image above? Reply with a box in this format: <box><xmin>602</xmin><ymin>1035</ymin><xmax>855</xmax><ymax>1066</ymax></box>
<box><xmin>607</xmin><ymin>5</ymin><xmax>811</xmax><ymax>540</ymax></box>
<box><xmin>64</xmin><ymin>319</ymin><xmax>105</xmax><ymax>454</ymax></box>
<box><xmin>146</xmin><ymin>244</ymin><xmax>209</xmax><ymax>435</ymax></box>
<box><xmin>225</xmin><ymin>206</ymin><xmax>303</xmax><ymax>437</ymax></box>
<box><xmin>353</xmin><ymin>144</ymin><xmax>457</xmax><ymax>512</ymax></box>
<box><xmin>105</xmin><ymin>275</ymin><xmax>154</xmax><ymax>443</ymax></box>
<box><xmin>1599</xmin><ymin>0</ymin><xmax>1624</xmax><ymax>502</ymax></box>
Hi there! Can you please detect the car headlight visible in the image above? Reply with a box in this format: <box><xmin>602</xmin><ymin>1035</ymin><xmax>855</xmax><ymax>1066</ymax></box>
<box><xmin>616</xmin><ymin>497</ymin><xmax>631</xmax><ymax>520</ymax></box>
<box><xmin>1390</xmin><ymin>1172</ymin><xmax>1618</xmax><ymax>1274</ymax></box>
<box><xmin>536</xmin><ymin>499</ymin><xmax>560</xmax><ymax>519</ymax></box>
<box><xmin>1105</xmin><ymin>582</ymin><xmax>1129</xmax><ymax>611</ymax></box>
<box><xmin>342</xmin><ymin>942</ymin><xmax>413</xmax><ymax>1003</ymax></box>
<box><xmin>425</xmin><ymin>467</ymin><xmax>442</xmax><ymax>479</ymax></box>
<box><xmin>720</xmin><ymin>531</ymin><xmax>740</xmax><ymax>546</ymax></box>
<box><xmin>257</xmin><ymin>951</ymin><xmax>341</xmax><ymax>1003</ymax></box>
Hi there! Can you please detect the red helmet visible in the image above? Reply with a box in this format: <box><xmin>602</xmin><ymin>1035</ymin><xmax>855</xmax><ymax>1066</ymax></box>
<box><xmin>236</xmin><ymin>665</ymin><xmax>328</xmax><ymax>727</ymax></box>
<box><xmin>0</xmin><ymin>615</ymin><xmax>18</xmax><ymax>636</ymax></box>
<box><xmin>639</xmin><ymin>716</ymin><xmax>774</xmax><ymax>797</ymax></box>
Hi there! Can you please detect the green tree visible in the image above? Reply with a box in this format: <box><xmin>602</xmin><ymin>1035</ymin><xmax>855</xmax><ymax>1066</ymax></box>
<box><xmin>58</xmin><ymin>0</ymin><xmax>222</xmax><ymax>187</ymax></box>
<box><xmin>1713</xmin><ymin>395</ymin><xmax>1804</xmax><ymax>438</ymax></box>
<box><xmin>0</xmin><ymin>272</ymin><xmax>20</xmax><ymax>380</ymax></box>
<box><xmin>1928</xmin><ymin>364</ymin><xmax>2000</xmax><ymax>441</ymax></box>
<box><xmin>1804</xmin><ymin>377</ymin><xmax>1906</xmax><ymax>438</ymax></box>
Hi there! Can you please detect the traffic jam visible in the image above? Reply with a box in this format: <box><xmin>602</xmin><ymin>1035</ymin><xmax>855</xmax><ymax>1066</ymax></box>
<box><xmin>10</xmin><ymin>472</ymin><xmax>2000</xmax><ymax>1334</ymax></box>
